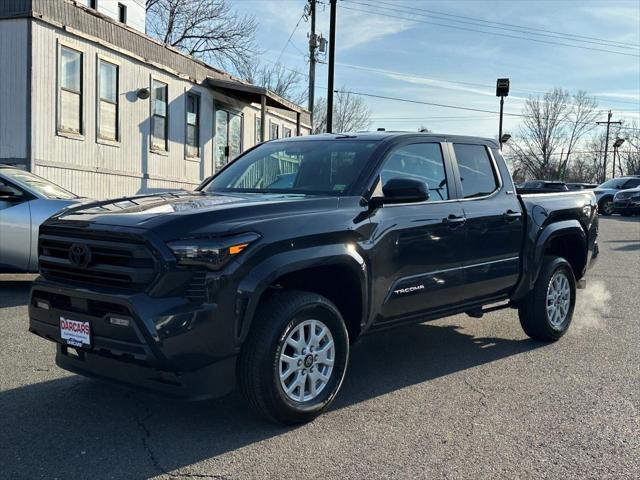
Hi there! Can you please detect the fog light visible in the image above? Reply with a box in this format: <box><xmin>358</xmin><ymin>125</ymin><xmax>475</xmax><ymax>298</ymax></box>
<box><xmin>109</xmin><ymin>316</ymin><xmax>130</xmax><ymax>327</ymax></box>
<box><xmin>36</xmin><ymin>300</ymin><xmax>50</xmax><ymax>310</ymax></box>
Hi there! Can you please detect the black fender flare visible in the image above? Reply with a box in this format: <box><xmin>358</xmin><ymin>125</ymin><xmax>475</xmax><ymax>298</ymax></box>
<box><xmin>511</xmin><ymin>219</ymin><xmax>586</xmax><ymax>302</ymax></box>
<box><xmin>234</xmin><ymin>244</ymin><xmax>369</xmax><ymax>342</ymax></box>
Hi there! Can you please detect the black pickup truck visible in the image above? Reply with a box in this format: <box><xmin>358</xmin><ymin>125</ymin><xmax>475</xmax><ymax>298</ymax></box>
<box><xmin>29</xmin><ymin>132</ymin><xmax>598</xmax><ymax>424</ymax></box>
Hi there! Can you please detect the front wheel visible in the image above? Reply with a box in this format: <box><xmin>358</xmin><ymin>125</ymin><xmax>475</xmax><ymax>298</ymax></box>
<box><xmin>238</xmin><ymin>291</ymin><xmax>349</xmax><ymax>424</ymax></box>
<box><xmin>599</xmin><ymin>198</ymin><xmax>614</xmax><ymax>216</ymax></box>
<box><xmin>518</xmin><ymin>256</ymin><xmax>576</xmax><ymax>341</ymax></box>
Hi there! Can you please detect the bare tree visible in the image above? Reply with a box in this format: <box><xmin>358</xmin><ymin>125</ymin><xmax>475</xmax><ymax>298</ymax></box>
<box><xmin>313</xmin><ymin>90</ymin><xmax>372</xmax><ymax>134</ymax></box>
<box><xmin>618</xmin><ymin>122</ymin><xmax>640</xmax><ymax>176</ymax></box>
<box><xmin>508</xmin><ymin>88</ymin><xmax>599</xmax><ymax>180</ymax></box>
<box><xmin>238</xmin><ymin>61</ymin><xmax>307</xmax><ymax>105</ymax></box>
<box><xmin>563</xmin><ymin>91</ymin><xmax>599</xmax><ymax>173</ymax></box>
<box><xmin>508</xmin><ymin>88</ymin><xmax>570</xmax><ymax>179</ymax></box>
<box><xmin>146</xmin><ymin>0</ymin><xmax>257</xmax><ymax>73</ymax></box>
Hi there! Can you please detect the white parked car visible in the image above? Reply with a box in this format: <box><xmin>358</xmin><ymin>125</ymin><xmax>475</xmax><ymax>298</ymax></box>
<box><xmin>0</xmin><ymin>166</ymin><xmax>86</xmax><ymax>272</ymax></box>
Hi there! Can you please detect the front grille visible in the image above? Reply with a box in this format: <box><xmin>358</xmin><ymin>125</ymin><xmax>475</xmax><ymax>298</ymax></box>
<box><xmin>39</xmin><ymin>226</ymin><xmax>157</xmax><ymax>291</ymax></box>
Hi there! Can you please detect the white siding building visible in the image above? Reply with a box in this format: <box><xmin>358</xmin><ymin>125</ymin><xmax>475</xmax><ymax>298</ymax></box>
<box><xmin>0</xmin><ymin>0</ymin><xmax>311</xmax><ymax>199</ymax></box>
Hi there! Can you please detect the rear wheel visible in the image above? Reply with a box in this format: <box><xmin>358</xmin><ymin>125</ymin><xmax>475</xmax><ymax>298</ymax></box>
<box><xmin>599</xmin><ymin>197</ymin><xmax>614</xmax><ymax>216</ymax></box>
<box><xmin>518</xmin><ymin>256</ymin><xmax>576</xmax><ymax>341</ymax></box>
<box><xmin>238</xmin><ymin>291</ymin><xmax>349</xmax><ymax>424</ymax></box>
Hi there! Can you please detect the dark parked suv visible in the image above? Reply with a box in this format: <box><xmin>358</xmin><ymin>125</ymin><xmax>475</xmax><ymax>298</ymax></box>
<box><xmin>29</xmin><ymin>133</ymin><xmax>598</xmax><ymax>423</ymax></box>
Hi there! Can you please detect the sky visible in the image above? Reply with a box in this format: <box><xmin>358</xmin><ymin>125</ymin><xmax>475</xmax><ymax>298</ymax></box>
<box><xmin>234</xmin><ymin>0</ymin><xmax>640</xmax><ymax>138</ymax></box>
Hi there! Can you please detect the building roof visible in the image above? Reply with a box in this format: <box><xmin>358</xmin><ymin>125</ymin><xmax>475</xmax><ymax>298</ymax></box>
<box><xmin>0</xmin><ymin>0</ymin><xmax>310</xmax><ymax>121</ymax></box>
<box><xmin>203</xmin><ymin>78</ymin><xmax>308</xmax><ymax>115</ymax></box>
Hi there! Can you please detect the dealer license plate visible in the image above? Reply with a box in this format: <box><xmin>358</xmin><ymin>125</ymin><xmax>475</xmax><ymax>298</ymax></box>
<box><xmin>60</xmin><ymin>316</ymin><xmax>92</xmax><ymax>348</ymax></box>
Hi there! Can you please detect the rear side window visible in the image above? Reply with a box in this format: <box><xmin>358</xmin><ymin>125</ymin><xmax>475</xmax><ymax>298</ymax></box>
<box><xmin>453</xmin><ymin>144</ymin><xmax>499</xmax><ymax>198</ymax></box>
<box><xmin>379</xmin><ymin>143</ymin><xmax>448</xmax><ymax>201</ymax></box>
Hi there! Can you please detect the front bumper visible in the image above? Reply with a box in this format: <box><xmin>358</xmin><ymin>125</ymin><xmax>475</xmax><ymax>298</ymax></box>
<box><xmin>28</xmin><ymin>278</ymin><xmax>238</xmax><ymax>400</ymax></box>
<box><xmin>613</xmin><ymin>200</ymin><xmax>640</xmax><ymax>214</ymax></box>
<box><xmin>55</xmin><ymin>344</ymin><xmax>235</xmax><ymax>400</ymax></box>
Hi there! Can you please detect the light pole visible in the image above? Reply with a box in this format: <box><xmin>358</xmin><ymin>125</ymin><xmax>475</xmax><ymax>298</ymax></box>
<box><xmin>612</xmin><ymin>138</ymin><xmax>625</xmax><ymax>178</ymax></box>
<box><xmin>496</xmin><ymin>78</ymin><xmax>510</xmax><ymax>148</ymax></box>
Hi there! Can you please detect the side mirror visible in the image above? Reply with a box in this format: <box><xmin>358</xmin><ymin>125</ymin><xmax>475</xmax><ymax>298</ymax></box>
<box><xmin>0</xmin><ymin>185</ymin><xmax>20</xmax><ymax>201</ymax></box>
<box><xmin>374</xmin><ymin>178</ymin><xmax>429</xmax><ymax>205</ymax></box>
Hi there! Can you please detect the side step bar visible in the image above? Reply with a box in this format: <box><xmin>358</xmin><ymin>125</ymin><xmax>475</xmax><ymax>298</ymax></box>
<box><xmin>466</xmin><ymin>301</ymin><xmax>512</xmax><ymax>319</ymax></box>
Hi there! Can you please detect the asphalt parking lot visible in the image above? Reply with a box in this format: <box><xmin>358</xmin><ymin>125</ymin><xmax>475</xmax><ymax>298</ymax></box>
<box><xmin>0</xmin><ymin>216</ymin><xmax>638</xmax><ymax>479</ymax></box>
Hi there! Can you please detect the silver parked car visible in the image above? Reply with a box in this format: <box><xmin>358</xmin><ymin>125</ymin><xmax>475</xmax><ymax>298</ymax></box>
<box><xmin>593</xmin><ymin>176</ymin><xmax>640</xmax><ymax>215</ymax></box>
<box><xmin>0</xmin><ymin>166</ymin><xmax>86</xmax><ymax>272</ymax></box>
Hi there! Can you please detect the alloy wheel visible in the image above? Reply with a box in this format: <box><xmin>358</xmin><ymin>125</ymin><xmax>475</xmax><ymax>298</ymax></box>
<box><xmin>546</xmin><ymin>271</ymin><xmax>571</xmax><ymax>328</ymax></box>
<box><xmin>278</xmin><ymin>319</ymin><xmax>335</xmax><ymax>403</ymax></box>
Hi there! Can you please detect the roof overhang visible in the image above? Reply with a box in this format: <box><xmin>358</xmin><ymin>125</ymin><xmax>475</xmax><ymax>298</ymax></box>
<box><xmin>203</xmin><ymin>77</ymin><xmax>309</xmax><ymax>115</ymax></box>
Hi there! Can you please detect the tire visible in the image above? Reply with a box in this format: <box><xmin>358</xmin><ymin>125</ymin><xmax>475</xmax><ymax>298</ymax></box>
<box><xmin>598</xmin><ymin>197</ymin><xmax>614</xmax><ymax>216</ymax></box>
<box><xmin>238</xmin><ymin>290</ymin><xmax>349</xmax><ymax>424</ymax></box>
<box><xmin>518</xmin><ymin>256</ymin><xmax>576</xmax><ymax>341</ymax></box>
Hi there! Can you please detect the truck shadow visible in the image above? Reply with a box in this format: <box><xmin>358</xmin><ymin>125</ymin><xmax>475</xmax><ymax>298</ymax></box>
<box><xmin>0</xmin><ymin>279</ymin><xmax>32</xmax><ymax>308</ymax></box>
<box><xmin>0</xmin><ymin>322</ymin><xmax>541</xmax><ymax>479</ymax></box>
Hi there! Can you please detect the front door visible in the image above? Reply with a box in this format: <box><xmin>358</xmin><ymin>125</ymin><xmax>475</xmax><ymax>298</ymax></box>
<box><xmin>215</xmin><ymin>109</ymin><xmax>243</xmax><ymax>172</ymax></box>
<box><xmin>368</xmin><ymin>142</ymin><xmax>467</xmax><ymax>325</ymax></box>
<box><xmin>0</xmin><ymin>178</ymin><xmax>32</xmax><ymax>271</ymax></box>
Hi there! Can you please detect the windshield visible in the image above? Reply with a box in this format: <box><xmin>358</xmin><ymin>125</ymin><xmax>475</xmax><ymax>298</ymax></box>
<box><xmin>1</xmin><ymin>168</ymin><xmax>77</xmax><ymax>199</ymax></box>
<box><xmin>599</xmin><ymin>179</ymin><xmax>625</xmax><ymax>189</ymax></box>
<box><xmin>205</xmin><ymin>139</ymin><xmax>379</xmax><ymax>195</ymax></box>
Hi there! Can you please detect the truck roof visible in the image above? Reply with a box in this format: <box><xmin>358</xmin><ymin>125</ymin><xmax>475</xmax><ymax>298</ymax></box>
<box><xmin>270</xmin><ymin>131</ymin><xmax>499</xmax><ymax>147</ymax></box>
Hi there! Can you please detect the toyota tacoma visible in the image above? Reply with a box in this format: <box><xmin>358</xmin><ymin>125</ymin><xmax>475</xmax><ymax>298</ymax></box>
<box><xmin>28</xmin><ymin>132</ymin><xmax>599</xmax><ymax>424</ymax></box>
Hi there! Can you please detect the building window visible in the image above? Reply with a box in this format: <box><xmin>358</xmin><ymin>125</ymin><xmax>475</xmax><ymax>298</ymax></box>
<box><xmin>58</xmin><ymin>46</ymin><xmax>83</xmax><ymax>134</ymax></box>
<box><xmin>89</xmin><ymin>0</ymin><xmax>97</xmax><ymax>9</ymax></box>
<box><xmin>270</xmin><ymin>121</ymin><xmax>280</xmax><ymax>140</ymax></box>
<box><xmin>118</xmin><ymin>3</ymin><xmax>127</xmax><ymax>23</ymax></box>
<box><xmin>283</xmin><ymin>126</ymin><xmax>292</xmax><ymax>138</ymax></box>
<box><xmin>186</xmin><ymin>93</ymin><xmax>200</xmax><ymax>157</ymax></box>
<box><xmin>97</xmin><ymin>60</ymin><xmax>118</xmax><ymax>141</ymax></box>
<box><xmin>151</xmin><ymin>80</ymin><xmax>168</xmax><ymax>151</ymax></box>
<box><xmin>255</xmin><ymin>114</ymin><xmax>262</xmax><ymax>144</ymax></box>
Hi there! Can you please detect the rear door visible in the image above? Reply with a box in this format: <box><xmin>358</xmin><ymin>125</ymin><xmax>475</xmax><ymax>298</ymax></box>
<box><xmin>450</xmin><ymin>143</ymin><xmax>523</xmax><ymax>301</ymax></box>
<box><xmin>368</xmin><ymin>141</ymin><xmax>467</xmax><ymax>325</ymax></box>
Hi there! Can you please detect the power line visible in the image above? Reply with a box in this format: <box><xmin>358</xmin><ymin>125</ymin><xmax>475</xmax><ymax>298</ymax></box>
<box><xmin>351</xmin><ymin>0</ymin><xmax>640</xmax><ymax>50</ymax></box>
<box><xmin>335</xmin><ymin>88</ymin><xmax>636</xmax><ymax>130</ymax></box>
<box><xmin>336</xmin><ymin>62</ymin><xmax>640</xmax><ymax>109</ymax></box>
<box><xmin>339</xmin><ymin>4</ymin><xmax>640</xmax><ymax>58</ymax></box>
<box><xmin>275</xmin><ymin>11</ymin><xmax>306</xmax><ymax>65</ymax></box>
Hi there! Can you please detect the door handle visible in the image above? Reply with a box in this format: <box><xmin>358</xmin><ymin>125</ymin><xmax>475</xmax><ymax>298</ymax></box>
<box><xmin>443</xmin><ymin>214</ymin><xmax>466</xmax><ymax>228</ymax></box>
<box><xmin>503</xmin><ymin>209</ymin><xmax>522</xmax><ymax>222</ymax></box>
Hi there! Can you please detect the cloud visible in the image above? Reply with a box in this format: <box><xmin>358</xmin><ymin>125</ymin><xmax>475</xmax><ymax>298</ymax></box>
<box><xmin>336</xmin><ymin>8</ymin><xmax>414</xmax><ymax>50</ymax></box>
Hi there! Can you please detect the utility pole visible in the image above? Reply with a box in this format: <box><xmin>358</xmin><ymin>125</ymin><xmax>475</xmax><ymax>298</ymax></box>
<box><xmin>596</xmin><ymin>110</ymin><xmax>622</xmax><ymax>181</ymax></box>
<box><xmin>326</xmin><ymin>0</ymin><xmax>337</xmax><ymax>133</ymax></box>
<box><xmin>307</xmin><ymin>0</ymin><xmax>316</xmax><ymax>116</ymax></box>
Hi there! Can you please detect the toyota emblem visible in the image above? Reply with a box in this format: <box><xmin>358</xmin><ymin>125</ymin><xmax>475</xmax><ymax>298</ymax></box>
<box><xmin>68</xmin><ymin>243</ymin><xmax>91</xmax><ymax>268</ymax></box>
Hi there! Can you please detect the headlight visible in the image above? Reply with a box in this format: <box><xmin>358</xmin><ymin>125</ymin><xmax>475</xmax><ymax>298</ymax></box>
<box><xmin>167</xmin><ymin>232</ymin><xmax>260</xmax><ymax>270</ymax></box>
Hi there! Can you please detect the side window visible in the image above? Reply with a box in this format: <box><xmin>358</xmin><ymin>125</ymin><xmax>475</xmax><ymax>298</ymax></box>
<box><xmin>379</xmin><ymin>143</ymin><xmax>448</xmax><ymax>201</ymax></box>
<box><xmin>623</xmin><ymin>179</ymin><xmax>640</xmax><ymax>189</ymax></box>
<box><xmin>453</xmin><ymin>144</ymin><xmax>499</xmax><ymax>198</ymax></box>
<box><xmin>0</xmin><ymin>178</ymin><xmax>26</xmax><ymax>203</ymax></box>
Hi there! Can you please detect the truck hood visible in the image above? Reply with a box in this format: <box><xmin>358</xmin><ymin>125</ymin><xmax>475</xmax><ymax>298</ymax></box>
<box><xmin>51</xmin><ymin>191</ymin><xmax>341</xmax><ymax>239</ymax></box>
